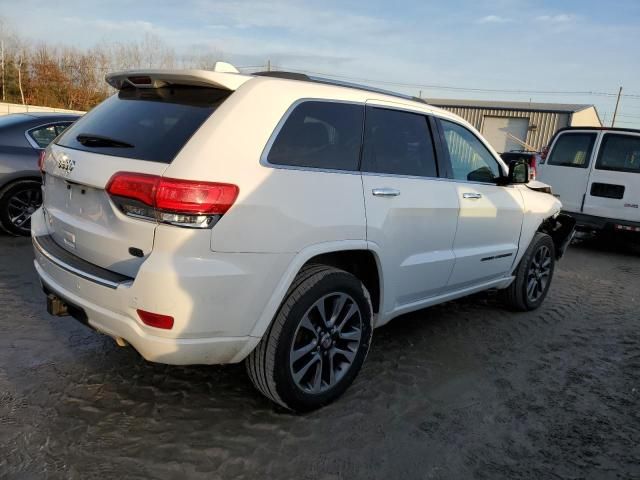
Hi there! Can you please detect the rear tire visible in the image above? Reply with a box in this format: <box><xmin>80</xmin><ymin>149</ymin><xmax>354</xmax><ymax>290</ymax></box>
<box><xmin>0</xmin><ymin>179</ymin><xmax>42</xmax><ymax>236</ymax></box>
<box><xmin>246</xmin><ymin>265</ymin><xmax>373</xmax><ymax>412</ymax></box>
<box><xmin>501</xmin><ymin>232</ymin><xmax>555</xmax><ymax>311</ymax></box>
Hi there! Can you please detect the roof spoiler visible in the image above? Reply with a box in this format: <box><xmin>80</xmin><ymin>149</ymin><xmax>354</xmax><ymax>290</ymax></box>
<box><xmin>105</xmin><ymin>65</ymin><xmax>251</xmax><ymax>91</ymax></box>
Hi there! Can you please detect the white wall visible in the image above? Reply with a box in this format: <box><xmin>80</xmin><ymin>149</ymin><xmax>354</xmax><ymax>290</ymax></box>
<box><xmin>0</xmin><ymin>102</ymin><xmax>85</xmax><ymax>117</ymax></box>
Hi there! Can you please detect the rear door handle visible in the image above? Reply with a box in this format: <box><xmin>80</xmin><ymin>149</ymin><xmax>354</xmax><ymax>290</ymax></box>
<box><xmin>462</xmin><ymin>192</ymin><xmax>482</xmax><ymax>199</ymax></box>
<box><xmin>372</xmin><ymin>188</ymin><xmax>401</xmax><ymax>197</ymax></box>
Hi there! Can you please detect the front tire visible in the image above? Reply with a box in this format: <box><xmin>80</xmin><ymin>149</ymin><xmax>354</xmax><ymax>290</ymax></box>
<box><xmin>246</xmin><ymin>265</ymin><xmax>373</xmax><ymax>412</ymax></box>
<box><xmin>501</xmin><ymin>232</ymin><xmax>555</xmax><ymax>311</ymax></box>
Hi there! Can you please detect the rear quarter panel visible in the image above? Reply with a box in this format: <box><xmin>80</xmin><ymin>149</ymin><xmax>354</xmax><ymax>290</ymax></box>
<box><xmin>163</xmin><ymin>78</ymin><xmax>368</xmax><ymax>254</ymax></box>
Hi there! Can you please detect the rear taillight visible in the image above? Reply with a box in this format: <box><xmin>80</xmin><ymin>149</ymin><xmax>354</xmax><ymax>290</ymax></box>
<box><xmin>106</xmin><ymin>172</ymin><xmax>239</xmax><ymax>228</ymax></box>
<box><xmin>137</xmin><ymin>309</ymin><xmax>174</xmax><ymax>329</ymax></box>
<box><xmin>529</xmin><ymin>155</ymin><xmax>537</xmax><ymax>180</ymax></box>
<box><xmin>540</xmin><ymin>146</ymin><xmax>549</xmax><ymax>163</ymax></box>
<box><xmin>38</xmin><ymin>150</ymin><xmax>46</xmax><ymax>173</ymax></box>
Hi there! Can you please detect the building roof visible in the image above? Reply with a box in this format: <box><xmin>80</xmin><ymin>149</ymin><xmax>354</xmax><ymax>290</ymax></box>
<box><xmin>427</xmin><ymin>98</ymin><xmax>595</xmax><ymax>113</ymax></box>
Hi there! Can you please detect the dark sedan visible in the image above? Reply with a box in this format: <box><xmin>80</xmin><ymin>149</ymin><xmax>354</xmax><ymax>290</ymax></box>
<box><xmin>0</xmin><ymin>112</ymin><xmax>81</xmax><ymax>235</ymax></box>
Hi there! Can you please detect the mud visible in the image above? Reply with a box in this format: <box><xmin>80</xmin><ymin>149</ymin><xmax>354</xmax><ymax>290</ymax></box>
<box><xmin>1</xmin><ymin>234</ymin><xmax>639</xmax><ymax>479</ymax></box>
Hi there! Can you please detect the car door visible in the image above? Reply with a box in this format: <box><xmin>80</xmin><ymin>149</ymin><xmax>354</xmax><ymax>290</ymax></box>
<box><xmin>536</xmin><ymin>131</ymin><xmax>599</xmax><ymax>213</ymax></box>
<box><xmin>436</xmin><ymin>118</ymin><xmax>525</xmax><ymax>289</ymax></box>
<box><xmin>583</xmin><ymin>132</ymin><xmax>640</xmax><ymax>223</ymax></box>
<box><xmin>361</xmin><ymin>102</ymin><xmax>459</xmax><ymax>317</ymax></box>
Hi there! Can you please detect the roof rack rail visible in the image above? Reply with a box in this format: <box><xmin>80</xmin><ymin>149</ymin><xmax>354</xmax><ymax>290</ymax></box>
<box><xmin>253</xmin><ymin>70</ymin><xmax>428</xmax><ymax>104</ymax></box>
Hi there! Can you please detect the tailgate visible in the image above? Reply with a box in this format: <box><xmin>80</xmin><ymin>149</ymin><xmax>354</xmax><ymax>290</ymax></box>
<box><xmin>41</xmin><ymin>82</ymin><xmax>232</xmax><ymax>277</ymax></box>
<box><xmin>43</xmin><ymin>146</ymin><xmax>166</xmax><ymax>277</ymax></box>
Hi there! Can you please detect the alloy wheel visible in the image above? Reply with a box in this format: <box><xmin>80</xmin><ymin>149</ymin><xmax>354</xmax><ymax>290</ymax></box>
<box><xmin>289</xmin><ymin>292</ymin><xmax>362</xmax><ymax>394</ymax></box>
<box><xmin>526</xmin><ymin>245</ymin><xmax>552</xmax><ymax>303</ymax></box>
<box><xmin>7</xmin><ymin>186</ymin><xmax>41</xmax><ymax>234</ymax></box>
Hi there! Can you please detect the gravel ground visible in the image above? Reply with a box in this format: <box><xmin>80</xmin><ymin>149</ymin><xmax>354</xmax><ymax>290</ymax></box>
<box><xmin>1</xmin><ymin>234</ymin><xmax>639</xmax><ymax>480</ymax></box>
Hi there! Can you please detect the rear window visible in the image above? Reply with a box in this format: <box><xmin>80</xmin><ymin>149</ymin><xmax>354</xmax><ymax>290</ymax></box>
<box><xmin>266</xmin><ymin>101</ymin><xmax>364</xmax><ymax>171</ymax></box>
<box><xmin>595</xmin><ymin>134</ymin><xmax>640</xmax><ymax>174</ymax></box>
<box><xmin>547</xmin><ymin>133</ymin><xmax>596</xmax><ymax>168</ymax></box>
<box><xmin>57</xmin><ymin>86</ymin><xmax>230</xmax><ymax>163</ymax></box>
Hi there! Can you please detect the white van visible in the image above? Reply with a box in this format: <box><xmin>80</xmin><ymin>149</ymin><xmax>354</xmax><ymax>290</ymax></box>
<box><xmin>538</xmin><ymin>127</ymin><xmax>640</xmax><ymax>233</ymax></box>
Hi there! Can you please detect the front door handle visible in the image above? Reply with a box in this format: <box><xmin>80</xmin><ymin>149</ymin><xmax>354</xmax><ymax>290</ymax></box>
<box><xmin>462</xmin><ymin>192</ymin><xmax>482</xmax><ymax>199</ymax></box>
<box><xmin>372</xmin><ymin>188</ymin><xmax>401</xmax><ymax>197</ymax></box>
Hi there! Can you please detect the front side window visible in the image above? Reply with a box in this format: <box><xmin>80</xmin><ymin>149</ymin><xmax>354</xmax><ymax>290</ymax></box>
<box><xmin>440</xmin><ymin>120</ymin><xmax>501</xmax><ymax>182</ymax></box>
<box><xmin>547</xmin><ymin>132</ymin><xmax>596</xmax><ymax>169</ymax></box>
<box><xmin>362</xmin><ymin>107</ymin><xmax>437</xmax><ymax>177</ymax></box>
<box><xmin>267</xmin><ymin>101</ymin><xmax>364</xmax><ymax>171</ymax></box>
<box><xmin>595</xmin><ymin>134</ymin><xmax>640</xmax><ymax>174</ymax></box>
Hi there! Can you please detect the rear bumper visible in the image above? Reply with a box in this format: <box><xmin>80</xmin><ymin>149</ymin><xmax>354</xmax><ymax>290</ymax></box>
<box><xmin>34</xmin><ymin>254</ymin><xmax>259</xmax><ymax>365</ymax></box>
<box><xmin>567</xmin><ymin>211</ymin><xmax>640</xmax><ymax>233</ymax></box>
<box><xmin>31</xmin><ymin>210</ymin><xmax>292</xmax><ymax>365</ymax></box>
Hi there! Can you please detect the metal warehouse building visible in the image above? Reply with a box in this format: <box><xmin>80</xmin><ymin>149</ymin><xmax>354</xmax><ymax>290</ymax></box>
<box><xmin>428</xmin><ymin>99</ymin><xmax>602</xmax><ymax>153</ymax></box>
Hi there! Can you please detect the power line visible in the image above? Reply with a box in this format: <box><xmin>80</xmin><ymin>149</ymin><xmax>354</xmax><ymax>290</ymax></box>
<box><xmin>272</xmin><ymin>64</ymin><xmax>640</xmax><ymax>98</ymax></box>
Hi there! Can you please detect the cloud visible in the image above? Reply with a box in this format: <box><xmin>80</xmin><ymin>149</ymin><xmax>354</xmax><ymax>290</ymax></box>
<box><xmin>535</xmin><ymin>14</ymin><xmax>573</xmax><ymax>23</ymax></box>
<box><xmin>477</xmin><ymin>15</ymin><xmax>512</xmax><ymax>24</ymax></box>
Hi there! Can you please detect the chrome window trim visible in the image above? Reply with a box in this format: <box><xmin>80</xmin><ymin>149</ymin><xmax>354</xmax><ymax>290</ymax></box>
<box><xmin>33</xmin><ymin>236</ymin><xmax>129</xmax><ymax>289</ymax></box>
<box><xmin>25</xmin><ymin>121</ymin><xmax>74</xmax><ymax>149</ymax></box>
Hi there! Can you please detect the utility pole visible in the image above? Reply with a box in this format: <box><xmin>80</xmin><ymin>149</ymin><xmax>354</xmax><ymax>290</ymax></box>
<box><xmin>418</xmin><ymin>89</ymin><xmax>422</xmax><ymax>99</ymax></box>
<box><xmin>267</xmin><ymin>59</ymin><xmax>271</xmax><ymax>72</ymax></box>
<box><xmin>611</xmin><ymin>86</ymin><xmax>623</xmax><ymax>127</ymax></box>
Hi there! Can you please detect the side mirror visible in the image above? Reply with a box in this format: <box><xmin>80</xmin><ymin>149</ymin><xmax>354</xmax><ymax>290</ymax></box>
<box><xmin>508</xmin><ymin>160</ymin><xmax>529</xmax><ymax>184</ymax></box>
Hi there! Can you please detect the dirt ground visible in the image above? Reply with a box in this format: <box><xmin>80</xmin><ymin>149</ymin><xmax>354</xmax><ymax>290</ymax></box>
<box><xmin>1</xmin><ymin>234</ymin><xmax>639</xmax><ymax>480</ymax></box>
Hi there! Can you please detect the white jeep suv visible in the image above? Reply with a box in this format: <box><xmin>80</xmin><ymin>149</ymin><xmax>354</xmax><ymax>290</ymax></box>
<box><xmin>32</xmin><ymin>67</ymin><xmax>575</xmax><ymax>411</ymax></box>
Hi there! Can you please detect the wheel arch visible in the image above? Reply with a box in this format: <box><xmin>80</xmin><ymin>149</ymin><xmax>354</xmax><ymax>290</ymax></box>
<box><xmin>0</xmin><ymin>173</ymin><xmax>42</xmax><ymax>193</ymax></box>
<box><xmin>536</xmin><ymin>213</ymin><xmax>576</xmax><ymax>259</ymax></box>
<box><xmin>247</xmin><ymin>240</ymin><xmax>384</xmax><ymax>342</ymax></box>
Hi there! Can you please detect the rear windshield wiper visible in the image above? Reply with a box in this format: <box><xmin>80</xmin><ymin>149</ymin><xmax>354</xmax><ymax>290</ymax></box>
<box><xmin>76</xmin><ymin>134</ymin><xmax>134</xmax><ymax>148</ymax></box>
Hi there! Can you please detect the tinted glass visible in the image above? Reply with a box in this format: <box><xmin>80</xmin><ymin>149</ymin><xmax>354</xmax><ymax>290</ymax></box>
<box><xmin>362</xmin><ymin>107</ymin><xmax>437</xmax><ymax>177</ymax></box>
<box><xmin>547</xmin><ymin>132</ymin><xmax>596</xmax><ymax>168</ymax></box>
<box><xmin>55</xmin><ymin>123</ymin><xmax>72</xmax><ymax>136</ymax></box>
<box><xmin>440</xmin><ymin>120</ymin><xmax>501</xmax><ymax>182</ymax></box>
<box><xmin>57</xmin><ymin>86</ymin><xmax>229</xmax><ymax>163</ymax></box>
<box><xmin>30</xmin><ymin>125</ymin><xmax>58</xmax><ymax>148</ymax></box>
<box><xmin>267</xmin><ymin>101</ymin><xmax>364</xmax><ymax>171</ymax></box>
<box><xmin>595</xmin><ymin>134</ymin><xmax>640</xmax><ymax>174</ymax></box>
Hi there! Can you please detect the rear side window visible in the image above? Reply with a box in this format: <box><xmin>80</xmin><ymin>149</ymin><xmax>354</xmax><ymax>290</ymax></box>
<box><xmin>547</xmin><ymin>133</ymin><xmax>596</xmax><ymax>168</ymax></box>
<box><xmin>362</xmin><ymin>107</ymin><xmax>437</xmax><ymax>177</ymax></box>
<box><xmin>267</xmin><ymin>101</ymin><xmax>364</xmax><ymax>171</ymax></box>
<box><xmin>595</xmin><ymin>134</ymin><xmax>640</xmax><ymax>174</ymax></box>
<box><xmin>29</xmin><ymin>125</ymin><xmax>58</xmax><ymax>148</ymax></box>
<box><xmin>29</xmin><ymin>123</ymin><xmax>72</xmax><ymax>148</ymax></box>
<box><xmin>57</xmin><ymin>86</ymin><xmax>230</xmax><ymax>163</ymax></box>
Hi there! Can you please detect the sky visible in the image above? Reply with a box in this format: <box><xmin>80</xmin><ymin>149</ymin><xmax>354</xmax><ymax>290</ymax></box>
<box><xmin>2</xmin><ymin>0</ymin><xmax>640</xmax><ymax>128</ymax></box>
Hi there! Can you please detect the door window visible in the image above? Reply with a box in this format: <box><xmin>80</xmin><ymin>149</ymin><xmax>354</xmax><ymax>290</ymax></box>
<box><xmin>362</xmin><ymin>107</ymin><xmax>437</xmax><ymax>177</ymax></box>
<box><xmin>267</xmin><ymin>101</ymin><xmax>364</xmax><ymax>171</ymax></box>
<box><xmin>440</xmin><ymin>120</ymin><xmax>501</xmax><ymax>182</ymax></box>
<box><xmin>595</xmin><ymin>134</ymin><xmax>640</xmax><ymax>174</ymax></box>
<box><xmin>547</xmin><ymin>132</ymin><xmax>596</xmax><ymax>169</ymax></box>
